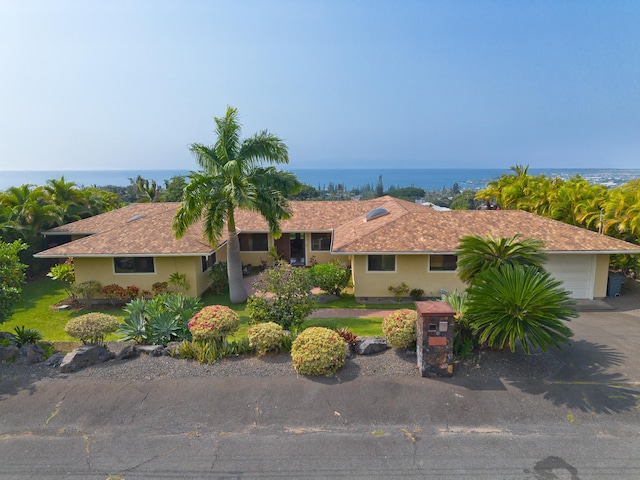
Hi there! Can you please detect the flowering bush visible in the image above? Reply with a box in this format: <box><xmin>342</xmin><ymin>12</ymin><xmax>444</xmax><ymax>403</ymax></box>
<box><xmin>382</xmin><ymin>309</ymin><xmax>417</xmax><ymax>348</ymax></box>
<box><xmin>101</xmin><ymin>284</ymin><xmax>125</xmax><ymax>305</ymax></box>
<box><xmin>122</xmin><ymin>285</ymin><xmax>140</xmax><ymax>302</ymax></box>
<box><xmin>188</xmin><ymin>305</ymin><xmax>240</xmax><ymax>341</ymax></box>
<box><xmin>64</xmin><ymin>313</ymin><xmax>119</xmax><ymax>346</ymax></box>
<box><xmin>291</xmin><ymin>327</ymin><xmax>347</xmax><ymax>376</ymax></box>
<box><xmin>247</xmin><ymin>322</ymin><xmax>284</xmax><ymax>354</ymax></box>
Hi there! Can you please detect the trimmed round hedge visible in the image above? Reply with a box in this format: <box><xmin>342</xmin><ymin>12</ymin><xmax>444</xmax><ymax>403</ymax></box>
<box><xmin>64</xmin><ymin>312</ymin><xmax>119</xmax><ymax>345</ymax></box>
<box><xmin>382</xmin><ymin>309</ymin><xmax>417</xmax><ymax>348</ymax></box>
<box><xmin>291</xmin><ymin>327</ymin><xmax>347</xmax><ymax>376</ymax></box>
<box><xmin>247</xmin><ymin>322</ymin><xmax>284</xmax><ymax>354</ymax></box>
<box><xmin>188</xmin><ymin>305</ymin><xmax>240</xmax><ymax>341</ymax></box>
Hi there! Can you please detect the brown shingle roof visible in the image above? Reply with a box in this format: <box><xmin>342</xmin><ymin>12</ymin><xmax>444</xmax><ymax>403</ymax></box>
<box><xmin>332</xmin><ymin>208</ymin><xmax>640</xmax><ymax>254</ymax></box>
<box><xmin>35</xmin><ymin>196</ymin><xmax>640</xmax><ymax>257</ymax></box>
<box><xmin>36</xmin><ymin>203</ymin><xmax>212</xmax><ymax>257</ymax></box>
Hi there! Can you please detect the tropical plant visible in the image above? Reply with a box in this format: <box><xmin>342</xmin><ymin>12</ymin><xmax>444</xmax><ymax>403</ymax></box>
<box><xmin>291</xmin><ymin>327</ymin><xmax>347</xmax><ymax>376</ymax></box>
<box><xmin>382</xmin><ymin>309</ymin><xmax>417</xmax><ymax>348</ymax></box>
<box><xmin>172</xmin><ymin>106</ymin><xmax>302</xmax><ymax>303</ymax></box>
<box><xmin>13</xmin><ymin>325</ymin><xmax>43</xmax><ymax>347</ymax></box>
<box><xmin>246</xmin><ymin>321</ymin><xmax>284</xmax><ymax>354</ymax></box>
<box><xmin>247</xmin><ymin>262</ymin><xmax>317</xmax><ymax>331</ymax></box>
<box><xmin>168</xmin><ymin>272</ymin><xmax>191</xmax><ymax>295</ymax></box>
<box><xmin>0</xmin><ymin>240</ymin><xmax>28</xmax><ymax>323</ymax></box>
<box><xmin>64</xmin><ymin>313</ymin><xmax>119</xmax><ymax>346</ymax></box>
<box><xmin>147</xmin><ymin>312</ymin><xmax>181</xmax><ymax>346</ymax></box>
<box><xmin>466</xmin><ymin>264</ymin><xmax>577</xmax><ymax>354</ymax></box>
<box><xmin>456</xmin><ymin>234</ymin><xmax>547</xmax><ymax>283</ymax></box>
<box><xmin>309</xmin><ymin>260</ymin><xmax>351</xmax><ymax>296</ymax></box>
<box><xmin>335</xmin><ymin>327</ymin><xmax>358</xmax><ymax>349</ymax></box>
<box><xmin>117</xmin><ymin>313</ymin><xmax>147</xmax><ymax>344</ymax></box>
<box><xmin>47</xmin><ymin>260</ymin><xmax>76</xmax><ymax>300</ymax></box>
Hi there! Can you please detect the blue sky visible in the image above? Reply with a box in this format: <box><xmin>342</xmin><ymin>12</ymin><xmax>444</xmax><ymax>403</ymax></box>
<box><xmin>1</xmin><ymin>0</ymin><xmax>638</xmax><ymax>171</ymax></box>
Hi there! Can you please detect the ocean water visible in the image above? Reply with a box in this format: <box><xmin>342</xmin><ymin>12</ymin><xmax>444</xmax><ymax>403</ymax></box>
<box><xmin>1</xmin><ymin>167</ymin><xmax>639</xmax><ymax>192</ymax></box>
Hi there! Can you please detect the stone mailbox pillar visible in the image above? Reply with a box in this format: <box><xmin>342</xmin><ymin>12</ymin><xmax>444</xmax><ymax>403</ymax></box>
<box><xmin>415</xmin><ymin>301</ymin><xmax>456</xmax><ymax>377</ymax></box>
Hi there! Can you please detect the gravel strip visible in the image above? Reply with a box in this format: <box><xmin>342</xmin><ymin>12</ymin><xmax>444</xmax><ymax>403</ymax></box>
<box><xmin>1</xmin><ymin>341</ymin><xmax>562</xmax><ymax>384</ymax></box>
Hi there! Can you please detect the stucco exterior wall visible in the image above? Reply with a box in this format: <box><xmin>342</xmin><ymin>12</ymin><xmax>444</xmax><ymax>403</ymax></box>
<box><xmin>74</xmin><ymin>256</ymin><xmax>210</xmax><ymax>298</ymax></box>
<box><xmin>594</xmin><ymin>254</ymin><xmax>610</xmax><ymax>298</ymax></box>
<box><xmin>351</xmin><ymin>254</ymin><xmax>466</xmax><ymax>299</ymax></box>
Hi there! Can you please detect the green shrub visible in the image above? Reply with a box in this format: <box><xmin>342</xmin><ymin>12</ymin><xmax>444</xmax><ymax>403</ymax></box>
<box><xmin>247</xmin><ymin>262</ymin><xmax>317</xmax><ymax>331</ymax></box>
<box><xmin>208</xmin><ymin>262</ymin><xmax>229</xmax><ymax>294</ymax></box>
<box><xmin>0</xmin><ymin>240</ymin><xmax>28</xmax><ymax>323</ymax></box>
<box><xmin>247</xmin><ymin>322</ymin><xmax>284</xmax><ymax>354</ymax></box>
<box><xmin>382</xmin><ymin>309</ymin><xmax>417</xmax><ymax>348</ymax></box>
<box><xmin>291</xmin><ymin>327</ymin><xmax>347</xmax><ymax>376</ymax></box>
<box><xmin>13</xmin><ymin>325</ymin><xmax>43</xmax><ymax>347</ymax></box>
<box><xmin>409</xmin><ymin>288</ymin><xmax>424</xmax><ymax>301</ymax></box>
<box><xmin>64</xmin><ymin>313</ymin><xmax>119</xmax><ymax>346</ymax></box>
<box><xmin>74</xmin><ymin>280</ymin><xmax>101</xmax><ymax>308</ymax></box>
<box><xmin>177</xmin><ymin>338</ymin><xmax>252</xmax><ymax>364</ymax></box>
<box><xmin>188</xmin><ymin>305</ymin><xmax>240</xmax><ymax>342</ymax></box>
<box><xmin>46</xmin><ymin>259</ymin><xmax>75</xmax><ymax>300</ymax></box>
<box><xmin>309</xmin><ymin>260</ymin><xmax>351</xmax><ymax>296</ymax></box>
<box><xmin>387</xmin><ymin>282</ymin><xmax>409</xmax><ymax>301</ymax></box>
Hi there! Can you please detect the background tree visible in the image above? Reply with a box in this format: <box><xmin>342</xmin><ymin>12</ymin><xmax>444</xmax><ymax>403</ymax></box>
<box><xmin>375</xmin><ymin>175</ymin><xmax>384</xmax><ymax>197</ymax></box>
<box><xmin>0</xmin><ymin>240</ymin><xmax>28</xmax><ymax>324</ymax></box>
<box><xmin>173</xmin><ymin>106</ymin><xmax>301</xmax><ymax>303</ymax></box>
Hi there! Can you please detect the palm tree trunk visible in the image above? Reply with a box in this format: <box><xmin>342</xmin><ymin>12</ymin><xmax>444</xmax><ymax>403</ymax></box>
<box><xmin>227</xmin><ymin>229</ymin><xmax>248</xmax><ymax>303</ymax></box>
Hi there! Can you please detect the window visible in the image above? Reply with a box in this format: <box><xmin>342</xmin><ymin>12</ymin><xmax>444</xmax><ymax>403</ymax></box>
<box><xmin>114</xmin><ymin>257</ymin><xmax>155</xmax><ymax>274</ymax></box>
<box><xmin>367</xmin><ymin>255</ymin><xmax>396</xmax><ymax>272</ymax></box>
<box><xmin>201</xmin><ymin>254</ymin><xmax>215</xmax><ymax>272</ymax></box>
<box><xmin>429</xmin><ymin>255</ymin><xmax>457</xmax><ymax>271</ymax></box>
<box><xmin>239</xmin><ymin>233</ymin><xmax>268</xmax><ymax>251</ymax></box>
<box><xmin>311</xmin><ymin>233</ymin><xmax>331</xmax><ymax>251</ymax></box>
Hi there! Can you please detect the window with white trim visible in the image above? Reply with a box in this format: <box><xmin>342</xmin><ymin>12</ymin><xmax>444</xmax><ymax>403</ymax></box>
<box><xmin>239</xmin><ymin>233</ymin><xmax>268</xmax><ymax>251</ymax></box>
<box><xmin>429</xmin><ymin>255</ymin><xmax>457</xmax><ymax>271</ymax></box>
<box><xmin>367</xmin><ymin>255</ymin><xmax>396</xmax><ymax>272</ymax></box>
<box><xmin>114</xmin><ymin>257</ymin><xmax>155</xmax><ymax>274</ymax></box>
<box><xmin>311</xmin><ymin>233</ymin><xmax>331</xmax><ymax>251</ymax></box>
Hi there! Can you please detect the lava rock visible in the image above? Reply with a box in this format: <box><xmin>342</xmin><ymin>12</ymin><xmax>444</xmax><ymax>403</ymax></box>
<box><xmin>355</xmin><ymin>337</ymin><xmax>389</xmax><ymax>355</ymax></box>
<box><xmin>59</xmin><ymin>345</ymin><xmax>115</xmax><ymax>373</ymax></box>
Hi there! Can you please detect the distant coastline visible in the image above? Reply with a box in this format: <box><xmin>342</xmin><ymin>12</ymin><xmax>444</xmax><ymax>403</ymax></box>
<box><xmin>1</xmin><ymin>168</ymin><xmax>639</xmax><ymax>192</ymax></box>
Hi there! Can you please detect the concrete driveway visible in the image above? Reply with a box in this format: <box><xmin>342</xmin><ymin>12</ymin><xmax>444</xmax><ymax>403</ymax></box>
<box><xmin>1</xmin><ymin>286</ymin><xmax>640</xmax><ymax>478</ymax></box>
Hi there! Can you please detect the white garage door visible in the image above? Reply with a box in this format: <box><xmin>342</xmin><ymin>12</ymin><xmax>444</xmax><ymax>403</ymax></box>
<box><xmin>545</xmin><ymin>254</ymin><xmax>596</xmax><ymax>299</ymax></box>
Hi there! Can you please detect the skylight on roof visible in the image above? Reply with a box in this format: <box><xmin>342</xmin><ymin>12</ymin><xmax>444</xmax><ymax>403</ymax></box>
<box><xmin>126</xmin><ymin>214</ymin><xmax>145</xmax><ymax>222</ymax></box>
<box><xmin>366</xmin><ymin>208</ymin><xmax>390</xmax><ymax>221</ymax></box>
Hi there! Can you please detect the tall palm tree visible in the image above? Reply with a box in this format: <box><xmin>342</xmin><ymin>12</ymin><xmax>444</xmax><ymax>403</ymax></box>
<box><xmin>456</xmin><ymin>234</ymin><xmax>547</xmax><ymax>283</ymax></box>
<box><xmin>173</xmin><ymin>106</ymin><xmax>301</xmax><ymax>303</ymax></box>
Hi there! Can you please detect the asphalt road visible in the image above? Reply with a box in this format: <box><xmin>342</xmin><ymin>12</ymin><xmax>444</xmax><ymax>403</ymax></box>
<box><xmin>2</xmin><ymin>307</ymin><xmax>640</xmax><ymax>479</ymax></box>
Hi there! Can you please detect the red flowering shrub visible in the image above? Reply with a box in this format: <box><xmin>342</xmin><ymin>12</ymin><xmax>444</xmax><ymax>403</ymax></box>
<box><xmin>382</xmin><ymin>309</ymin><xmax>417</xmax><ymax>348</ymax></box>
<box><xmin>291</xmin><ymin>327</ymin><xmax>347</xmax><ymax>376</ymax></box>
<box><xmin>101</xmin><ymin>284</ymin><xmax>125</xmax><ymax>305</ymax></box>
<box><xmin>188</xmin><ymin>305</ymin><xmax>240</xmax><ymax>341</ymax></box>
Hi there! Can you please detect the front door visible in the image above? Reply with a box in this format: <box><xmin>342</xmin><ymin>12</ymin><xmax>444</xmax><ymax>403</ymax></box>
<box><xmin>274</xmin><ymin>236</ymin><xmax>290</xmax><ymax>264</ymax></box>
<box><xmin>290</xmin><ymin>233</ymin><xmax>305</xmax><ymax>266</ymax></box>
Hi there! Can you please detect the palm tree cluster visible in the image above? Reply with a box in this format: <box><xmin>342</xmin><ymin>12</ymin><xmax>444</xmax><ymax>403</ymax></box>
<box><xmin>0</xmin><ymin>177</ymin><xmax>120</xmax><ymax>270</ymax></box>
<box><xmin>454</xmin><ymin>234</ymin><xmax>577</xmax><ymax>354</ymax></box>
<box><xmin>477</xmin><ymin>165</ymin><xmax>640</xmax><ymax>244</ymax></box>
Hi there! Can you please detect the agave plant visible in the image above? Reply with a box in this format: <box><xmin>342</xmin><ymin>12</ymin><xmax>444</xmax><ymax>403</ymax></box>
<box><xmin>147</xmin><ymin>311</ymin><xmax>180</xmax><ymax>346</ymax></box>
<box><xmin>117</xmin><ymin>313</ymin><xmax>148</xmax><ymax>344</ymax></box>
<box><xmin>466</xmin><ymin>264</ymin><xmax>577</xmax><ymax>354</ymax></box>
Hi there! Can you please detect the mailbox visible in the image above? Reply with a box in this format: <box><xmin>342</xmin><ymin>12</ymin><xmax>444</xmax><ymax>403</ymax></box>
<box><xmin>415</xmin><ymin>301</ymin><xmax>456</xmax><ymax>377</ymax></box>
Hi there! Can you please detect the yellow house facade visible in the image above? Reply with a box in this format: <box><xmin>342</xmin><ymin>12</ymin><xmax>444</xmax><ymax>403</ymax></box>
<box><xmin>36</xmin><ymin>196</ymin><xmax>640</xmax><ymax>301</ymax></box>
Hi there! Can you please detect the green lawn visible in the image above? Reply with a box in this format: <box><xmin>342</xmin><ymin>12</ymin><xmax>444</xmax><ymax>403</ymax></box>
<box><xmin>314</xmin><ymin>293</ymin><xmax>416</xmax><ymax>310</ymax></box>
<box><xmin>3</xmin><ymin>280</ymin><xmax>386</xmax><ymax>343</ymax></box>
<box><xmin>4</xmin><ymin>278</ymin><xmax>124</xmax><ymax>342</ymax></box>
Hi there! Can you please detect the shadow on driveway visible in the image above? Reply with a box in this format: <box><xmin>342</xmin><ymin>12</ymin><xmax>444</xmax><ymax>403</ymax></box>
<box><xmin>507</xmin><ymin>340</ymin><xmax>639</xmax><ymax>414</ymax></box>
